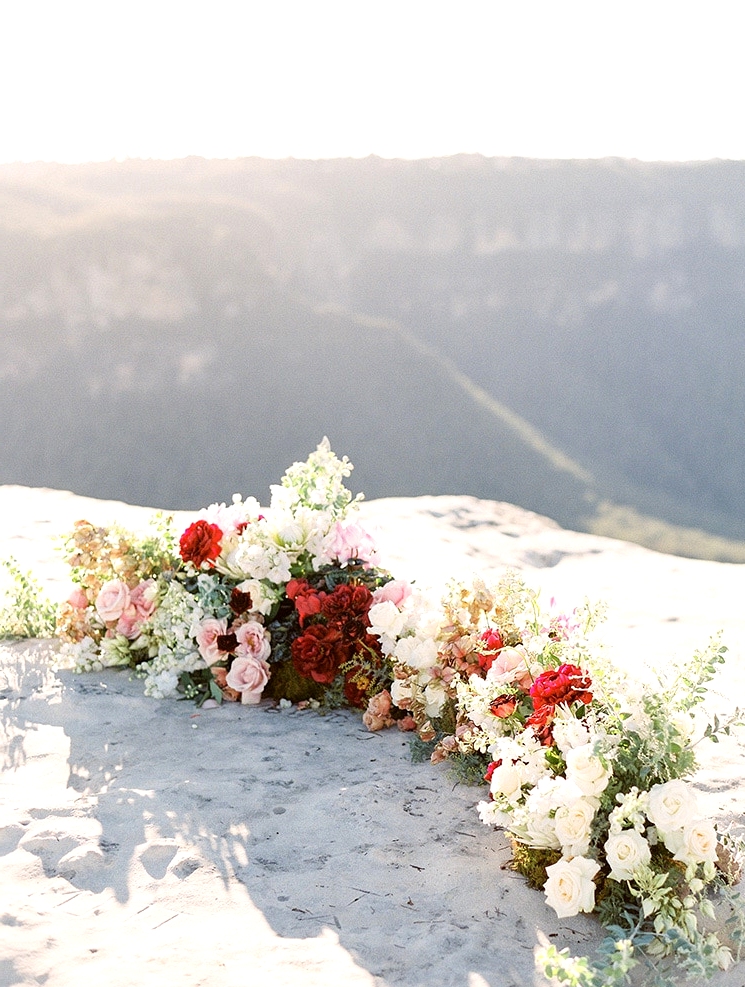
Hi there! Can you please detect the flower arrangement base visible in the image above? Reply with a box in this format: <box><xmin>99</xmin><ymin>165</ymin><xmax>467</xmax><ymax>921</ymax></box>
<box><xmin>261</xmin><ymin>661</ymin><xmax>325</xmax><ymax>705</ymax></box>
<box><xmin>509</xmin><ymin>839</ymin><xmax>561</xmax><ymax>890</ymax></box>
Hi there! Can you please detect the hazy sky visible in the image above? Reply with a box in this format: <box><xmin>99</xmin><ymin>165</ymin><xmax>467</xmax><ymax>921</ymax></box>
<box><xmin>1</xmin><ymin>1</ymin><xmax>742</xmax><ymax>164</ymax></box>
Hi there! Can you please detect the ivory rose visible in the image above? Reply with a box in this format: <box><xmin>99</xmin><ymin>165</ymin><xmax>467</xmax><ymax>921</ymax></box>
<box><xmin>554</xmin><ymin>799</ymin><xmax>597</xmax><ymax>857</ymax></box>
<box><xmin>543</xmin><ymin>856</ymin><xmax>600</xmax><ymax>918</ymax></box>
<box><xmin>95</xmin><ymin>580</ymin><xmax>131</xmax><ymax>624</ymax></box>
<box><xmin>225</xmin><ymin>654</ymin><xmax>271</xmax><ymax>704</ymax></box>
<box><xmin>605</xmin><ymin>829</ymin><xmax>652</xmax><ymax>881</ymax></box>
<box><xmin>565</xmin><ymin>744</ymin><xmax>612</xmax><ymax>797</ymax></box>
<box><xmin>647</xmin><ymin>780</ymin><xmax>699</xmax><ymax>836</ymax></box>
<box><xmin>666</xmin><ymin>819</ymin><xmax>719</xmax><ymax>865</ymax></box>
<box><xmin>368</xmin><ymin>600</ymin><xmax>407</xmax><ymax>641</ymax></box>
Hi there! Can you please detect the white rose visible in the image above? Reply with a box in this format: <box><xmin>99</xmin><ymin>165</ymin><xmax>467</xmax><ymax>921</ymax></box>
<box><xmin>564</xmin><ymin>744</ymin><xmax>612</xmax><ymax>797</ymax></box>
<box><xmin>667</xmin><ymin>819</ymin><xmax>718</xmax><ymax>865</ymax></box>
<box><xmin>490</xmin><ymin>762</ymin><xmax>523</xmax><ymax>802</ymax></box>
<box><xmin>647</xmin><ymin>780</ymin><xmax>699</xmax><ymax>836</ymax></box>
<box><xmin>423</xmin><ymin>679</ymin><xmax>447</xmax><ymax>718</ymax></box>
<box><xmin>543</xmin><ymin>856</ymin><xmax>600</xmax><ymax>918</ymax></box>
<box><xmin>605</xmin><ymin>829</ymin><xmax>652</xmax><ymax>881</ymax></box>
<box><xmin>554</xmin><ymin>800</ymin><xmax>597</xmax><ymax>857</ymax></box>
<box><xmin>367</xmin><ymin>601</ymin><xmax>407</xmax><ymax>640</ymax></box>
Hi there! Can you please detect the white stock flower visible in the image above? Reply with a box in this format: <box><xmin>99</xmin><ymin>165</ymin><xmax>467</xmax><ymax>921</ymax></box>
<box><xmin>543</xmin><ymin>856</ymin><xmax>600</xmax><ymax>918</ymax></box>
<box><xmin>604</xmin><ymin>829</ymin><xmax>652</xmax><ymax>881</ymax></box>
<box><xmin>564</xmin><ymin>744</ymin><xmax>612</xmax><ymax>797</ymax></box>
<box><xmin>647</xmin><ymin>780</ymin><xmax>699</xmax><ymax>836</ymax></box>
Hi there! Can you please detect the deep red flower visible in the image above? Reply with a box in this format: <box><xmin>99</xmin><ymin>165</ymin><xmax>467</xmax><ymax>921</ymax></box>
<box><xmin>287</xmin><ymin>578</ymin><xmax>326</xmax><ymax>627</ymax></box>
<box><xmin>216</xmin><ymin>632</ymin><xmax>238</xmax><ymax>654</ymax></box>
<box><xmin>478</xmin><ymin>628</ymin><xmax>505</xmax><ymax>671</ymax></box>
<box><xmin>321</xmin><ymin>583</ymin><xmax>374</xmax><ymax>641</ymax></box>
<box><xmin>529</xmin><ymin>663</ymin><xmax>593</xmax><ymax>710</ymax></box>
<box><xmin>489</xmin><ymin>693</ymin><xmax>518</xmax><ymax>718</ymax></box>
<box><xmin>525</xmin><ymin>703</ymin><xmax>556</xmax><ymax>746</ymax></box>
<box><xmin>342</xmin><ymin>666</ymin><xmax>369</xmax><ymax>708</ymax></box>
<box><xmin>179</xmin><ymin>520</ymin><xmax>223</xmax><ymax>567</ymax></box>
<box><xmin>230</xmin><ymin>587</ymin><xmax>253</xmax><ymax>615</ymax></box>
<box><xmin>291</xmin><ymin>624</ymin><xmax>347</xmax><ymax>684</ymax></box>
<box><xmin>484</xmin><ymin>759</ymin><xmax>501</xmax><ymax>783</ymax></box>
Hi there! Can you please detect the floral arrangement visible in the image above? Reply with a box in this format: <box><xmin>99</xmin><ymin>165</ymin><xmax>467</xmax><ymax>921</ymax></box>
<box><xmin>368</xmin><ymin>570</ymin><xmax>744</xmax><ymax>984</ymax></box>
<box><xmin>42</xmin><ymin>450</ymin><xmax>745</xmax><ymax>984</ymax></box>
<box><xmin>55</xmin><ymin>440</ymin><xmax>410</xmax><ymax>721</ymax></box>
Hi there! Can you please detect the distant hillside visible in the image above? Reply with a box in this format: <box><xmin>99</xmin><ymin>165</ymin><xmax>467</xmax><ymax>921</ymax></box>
<box><xmin>1</xmin><ymin>157</ymin><xmax>745</xmax><ymax>562</ymax></box>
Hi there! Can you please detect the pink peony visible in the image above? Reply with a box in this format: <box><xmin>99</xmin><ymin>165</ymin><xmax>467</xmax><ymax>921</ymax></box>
<box><xmin>234</xmin><ymin>620</ymin><xmax>271</xmax><ymax>663</ymax></box>
<box><xmin>195</xmin><ymin>617</ymin><xmax>230</xmax><ymax>665</ymax></box>
<box><xmin>225</xmin><ymin>654</ymin><xmax>271</xmax><ymax>705</ymax></box>
<box><xmin>95</xmin><ymin>580</ymin><xmax>131</xmax><ymax>624</ymax></box>
<box><xmin>371</xmin><ymin>580</ymin><xmax>412</xmax><ymax>608</ymax></box>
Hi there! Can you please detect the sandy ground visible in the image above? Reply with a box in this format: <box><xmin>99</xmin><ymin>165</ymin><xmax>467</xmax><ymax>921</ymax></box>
<box><xmin>2</xmin><ymin>486</ymin><xmax>745</xmax><ymax>987</ymax></box>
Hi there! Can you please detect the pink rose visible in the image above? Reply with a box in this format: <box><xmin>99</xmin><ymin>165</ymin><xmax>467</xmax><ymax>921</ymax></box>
<box><xmin>226</xmin><ymin>654</ymin><xmax>271</xmax><ymax>705</ymax></box>
<box><xmin>130</xmin><ymin>579</ymin><xmax>158</xmax><ymax>621</ymax></box>
<box><xmin>95</xmin><ymin>580</ymin><xmax>131</xmax><ymax>624</ymax></box>
<box><xmin>234</xmin><ymin>620</ymin><xmax>271</xmax><ymax>663</ymax></box>
<box><xmin>372</xmin><ymin>580</ymin><xmax>412</xmax><ymax>607</ymax></box>
<box><xmin>68</xmin><ymin>587</ymin><xmax>89</xmax><ymax>610</ymax></box>
<box><xmin>195</xmin><ymin>617</ymin><xmax>229</xmax><ymax>665</ymax></box>
<box><xmin>486</xmin><ymin>645</ymin><xmax>534</xmax><ymax>690</ymax></box>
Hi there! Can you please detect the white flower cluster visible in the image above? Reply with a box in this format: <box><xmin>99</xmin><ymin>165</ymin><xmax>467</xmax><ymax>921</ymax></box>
<box><xmin>138</xmin><ymin>580</ymin><xmax>206</xmax><ymax>698</ymax></box>
<box><xmin>211</xmin><ymin>441</ymin><xmax>373</xmax><ymax>588</ymax></box>
<box><xmin>367</xmin><ymin>592</ymin><xmax>447</xmax><ymax>721</ymax></box>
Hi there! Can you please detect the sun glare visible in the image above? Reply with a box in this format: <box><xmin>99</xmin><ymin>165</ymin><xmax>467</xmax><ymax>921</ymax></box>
<box><xmin>1</xmin><ymin>1</ymin><xmax>743</xmax><ymax>164</ymax></box>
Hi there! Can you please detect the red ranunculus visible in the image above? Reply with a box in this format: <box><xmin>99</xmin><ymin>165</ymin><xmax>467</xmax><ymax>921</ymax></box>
<box><xmin>287</xmin><ymin>578</ymin><xmax>326</xmax><ymax>627</ymax></box>
<box><xmin>291</xmin><ymin>624</ymin><xmax>347</xmax><ymax>684</ymax></box>
<box><xmin>529</xmin><ymin>663</ymin><xmax>593</xmax><ymax>710</ymax></box>
<box><xmin>489</xmin><ymin>693</ymin><xmax>518</xmax><ymax>718</ymax></box>
<box><xmin>179</xmin><ymin>520</ymin><xmax>223</xmax><ymax>567</ymax></box>
<box><xmin>478</xmin><ymin>627</ymin><xmax>505</xmax><ymax>671</ymax></box>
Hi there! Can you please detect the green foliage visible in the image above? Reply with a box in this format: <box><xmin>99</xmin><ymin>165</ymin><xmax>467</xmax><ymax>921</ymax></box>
<box><xmin>0</xmin><ymin>557</ymin><xmax>57</xmax><ymax>639</ymax></box>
